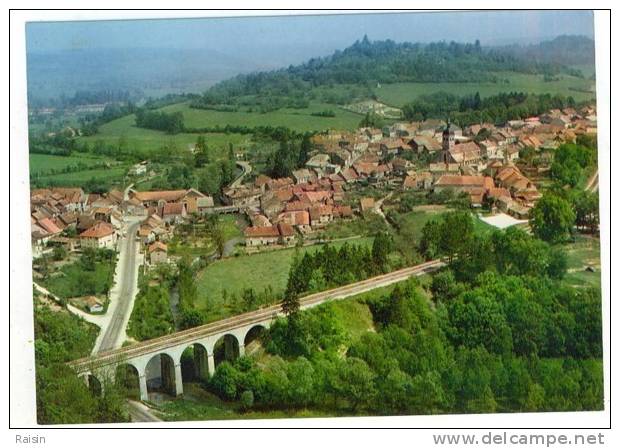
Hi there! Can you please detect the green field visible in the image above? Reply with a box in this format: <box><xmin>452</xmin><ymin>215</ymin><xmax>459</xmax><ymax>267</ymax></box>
<box><xmin>195</xmin><ymin>237</ymin><xmax>374</xmax><ymax>315</ymax></box>
<box><xmin>35</xmin><ymin>165</ymin><xmax>130</xmax><ymax>187</ymax></box>
<box><xmin>29</xmin><ymin>153</ymin><xmax>113</xmax><ymax>176</ymax></box>
<box><xmin>77</xmin><ymin>113</ymin><xmax>251</xmax><ymax>158</ymax></box>
<box><xmin>373</xmin><ymin>71</ymin><xmax>596</xmax><ymax>107</ymax></box>
<box><xmin>564</xmin><ymin>236</ymin><xmax>601</xmax><ymax>289</ymax></box>
<box><xmin>160</xmin><ymin>101</ymin><xmax>364</xmax><ymax>132</ymax></box>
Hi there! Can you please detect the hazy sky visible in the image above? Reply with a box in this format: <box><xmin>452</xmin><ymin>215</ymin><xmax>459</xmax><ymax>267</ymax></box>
<box><xmin>27</xmin><ymin>11</ymin><xmax>594</xmax><ymax>64</ymax></box>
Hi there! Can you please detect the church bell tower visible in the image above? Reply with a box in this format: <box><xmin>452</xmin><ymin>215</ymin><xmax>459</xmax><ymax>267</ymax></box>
<box><xmin>441</xmin><ymin>118</ymin><xmax>455</xmax><ymax>163</ymax></box>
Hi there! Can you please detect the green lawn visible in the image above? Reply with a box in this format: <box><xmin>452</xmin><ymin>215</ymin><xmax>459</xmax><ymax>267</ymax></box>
<box><xmin>39</xmin><ymin>257</ymin><xmax>116</xmax><ymax>300</ymax></box>
<box><xmin>29</xmin><ymin>153</ymin><xmax>113</xmax><ymax>176</ymax></box>
<box><xmin>77</xmin><ymin>113</ymin><xmax>251</xmax><ymax>158</ymax></box>
<box><xmin>373</xmin><ymin>71</ymin><xmax>596</xmax><ymax>107</ymax></box>
<box><xmin>160</xmin><ymin>101</ymin><xmax>364</xmax><ymax>132</ymax></box>
<box><xmin>563</xmin><ymin>235</ymin><xmax>601</xmax><ymax>289</ymax></box>
<box><xmin>195</xmin><ymin>237</ymin><xmax>374</xmax><ymax>314</ymax></box>
<box><xmin>320</xmin><ymin>214</ymin><xmax>389</xmax><ymax>240</ymax></box>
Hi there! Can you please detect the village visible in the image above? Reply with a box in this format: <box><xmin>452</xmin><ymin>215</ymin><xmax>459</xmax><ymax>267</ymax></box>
<box><xmin>31</xmin><ymin>104</ymin><xmax>597</xmax><ymax>273</ymax></box>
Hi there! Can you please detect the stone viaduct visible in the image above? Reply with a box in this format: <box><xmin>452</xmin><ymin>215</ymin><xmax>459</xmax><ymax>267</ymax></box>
<box><xmin>69</xmin><ymin>259</ymin><xmax>443</xmax><ymax>401</ymax></box>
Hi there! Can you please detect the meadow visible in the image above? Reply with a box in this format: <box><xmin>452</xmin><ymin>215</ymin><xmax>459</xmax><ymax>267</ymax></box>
<box><xmin>372</xmin><ymin>71</ymin><xmax>596</xmax><ymax>108</ymax></box>
<box><xmin>34</xmin><ymin>165</ymin><xmax>130</xmax><ymax>188</ymax></box>
<box><xmin>195</xmin><ymin>237</ymin><xmax>374</xmax><ymax>316</ymax></box>
<box><xmin>77</xmin><ymin>113</ymin><xmax>252</xmax><ymax>158</ymax></box>
<box><xmin>29</xmin><ymin>153</ymin><xmax>113</xmax><ymax>176</ymax></box>
<box><xmin>564</xmin><ymin>235</ymin><xmax>601</xmax><ymax>289</ymax></box>
<box><xmin>160</xmin><ymin>101</ymin><xmax>364</xmax><ymax>132</ymax></box>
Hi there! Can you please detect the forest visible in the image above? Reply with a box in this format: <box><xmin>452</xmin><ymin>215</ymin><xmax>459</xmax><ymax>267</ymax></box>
<box><xmin>34</xmin><ymin>301</ymin><xmax>129</xmax><ymax>424</ymax></box>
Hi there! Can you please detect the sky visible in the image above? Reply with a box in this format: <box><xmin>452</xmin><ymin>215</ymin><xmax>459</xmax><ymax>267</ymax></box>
<box><xmin>26</xmin><ymin>11</ymin><xmax>595</xmax><ymax>63</ymax></box>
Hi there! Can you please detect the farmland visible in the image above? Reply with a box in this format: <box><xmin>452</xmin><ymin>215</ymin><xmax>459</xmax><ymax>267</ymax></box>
<box><xmin>195</xmin><ymin>237</ymin><xmax>374</xmax><ymax>317</ymax></box>
<box><xmin>160</xmin><ymin>101</ymin><xmax>364</xmax><ymax>132</ymax></box>
<box><xmin>29</xmin><ymin>153</ymin><xmax>114</xmax><ymax>176</ymax></box>
<box><xmin>372</xmin><ymin>71</ymin><xmax>596</xmax><ymax>107</ymax></box>
<box><xmin>77</xmin><ymin>113</ymin><xmax>252</xmax><ymax>158</ymax></box>
<box><xmin>34</xmin><ymin>165</ymin><xmax>130</xmax><ymax>188</ymax></box>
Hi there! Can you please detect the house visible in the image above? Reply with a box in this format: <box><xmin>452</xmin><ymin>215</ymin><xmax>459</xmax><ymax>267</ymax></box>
<box><xmin>380</xmin><ymin>138</ymin><xmax>405</xmax><ymax>156</ymax></box>
<box><xmin>403</xmin><ymin>171</ymin><xmax>433</xmax><ymax>190</ymax></box>
<box><xmin>79</xmin><ymin>222</ymin><xmax>116</xmax><ymax>249</ymax></box>
<box><xmin>434</xmin><ymin>175</ymin><xmax>494</xmax><ymax>207</ymax></box>
<box><xmin>122</xmin><ymin>198</ymin><xmax>148</xmax><ymax>216</ymax></box>
<box><xmin>130</xmin><ymin>188</ymin><xmax>206</xmax><ymax>214</ymax></box>
<box><xmin>359</xmin><ymin>197</ymin><xmax>375</xmax><ymax>213</ymax></box>
<box><xmin>138</xmin><ymin>225</ymin><xmax>156</xmax><ymax>245</ymax></box>
<box><xmin>278</xmin><ymin>223</ymin><xmax>296</xmax><ymax>246</ymax></box>
<box><xmin>340</xmin><ymin>167</ymin><xmax>359</xmax><ymax>183</ymax></box>
<box><xmin>505</xmin><ymin>145</ymin><xmax>521</xmax><ymax>162</ymax></box>
<box><xmin>391</xmin><ymin>158</ymin><xmax>412</xmax><ymax>176</ymax></box>
<box><xmin>409</xmin><ymin>135</ymin><xmax>442</xmax><ymax>154</ymax></box>
<box><xmin>148</xmin><ymin>241</ymin><xmax>168</xmax><ymax>265</ymax></box>
<box><xmin>364</xmin><ymin>128</ymin><xmax>383</xmax><ymax>142</ymax></box>
<box><xmin>276</xmin><ymin>210</ymin><xmax>311</xmax><ymax>231</ymax></box>
<box><xmin>196</xmin><ymin>196</ymin><xmax>215</xmax><ymax>215</ymax></box>
<box><xmin>434</xmin><ymin>175</ymin><xmax>494</xmax><ymax>193</ymax></box>
<box><xmin>78</xmin><ymin>296</ymin><xmax>104</xmax><ymax>313</ymax></box>
<box><xmin>442</xmin><ymin>141</ymin><xmax>483</xmax><ymax>166</ymax></box>
<box><xmin>292</xmin><ymin>168</ymin><xmax>316</xmax><ymax>185</ymax></box>
<box><xmin>243</xmin><ymin>223</ymin><xmax>298</xmax><ymax>247</ymax></box>
<box><xmin>161</xmin><ymin>202</ymin><xmax>187</xmax><ymax>224</ymax></box>
<box><xmin>309</xmin><ymin>205</ymin><xmax>333</xmax><ymax>227</ymax></box>
<box><xmin>333</xmin><ymin>205</ymin><xmax>354</xmax><ymax>219</ymax></box>
<box><xmin>223</xmin><ymin>186</ymin><xmax>262</xmax><ymax>208</ymax></box>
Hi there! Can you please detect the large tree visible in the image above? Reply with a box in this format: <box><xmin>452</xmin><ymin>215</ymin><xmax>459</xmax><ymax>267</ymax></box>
<box><xmin>530</xmin><ymin>194</ymin><xmax>576</xmax><ymax>243</ymax></box>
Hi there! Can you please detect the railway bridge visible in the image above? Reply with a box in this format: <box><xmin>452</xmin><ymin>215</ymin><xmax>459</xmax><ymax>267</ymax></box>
<box><xmin>69</xmin><ymin>259</ymin><xmax>443</xmax><ymax>401</ymax></box>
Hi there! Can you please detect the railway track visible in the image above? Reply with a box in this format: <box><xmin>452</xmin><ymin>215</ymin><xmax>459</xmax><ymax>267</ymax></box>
<box><xmin>70</xmin><ymin>259</ymin><xmax>444</xmax><ymax>371</ymax></box>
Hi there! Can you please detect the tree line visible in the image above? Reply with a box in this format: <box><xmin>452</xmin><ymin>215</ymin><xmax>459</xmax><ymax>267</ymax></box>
<box><xmin>401</xmin><ymin>91</ymin><xmax>579</xmax><ymax>126</ymax></box>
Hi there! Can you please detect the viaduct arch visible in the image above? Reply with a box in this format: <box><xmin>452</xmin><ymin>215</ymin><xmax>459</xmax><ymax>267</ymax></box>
<box><xmin>69</xmin><ymin>260</ymin><xmax>442</xmax><ymax>402</ymax></box>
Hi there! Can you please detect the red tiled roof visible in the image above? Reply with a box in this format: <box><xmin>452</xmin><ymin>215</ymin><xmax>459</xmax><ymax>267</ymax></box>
<box><xmin>133</xmin><ymin>190</ymin><xmax>188</xmax><ymax>203</ymax></box>
<box><xmin>80</xmin><ymin>222</ymin><xmax>115</xmax><ymax>239</ymax></box>
<box><xmin>435</xmin><ymin>175</ymin><xmax>494</xmax><ymax>190</ymax></box>
<box><xmin>244</xmin><ymin>226</ymin><xmax>280</xmax><ymax>238</ymax></box>
<box><xmin>148</xmin><ymin>241</ymin><xmax>168</xmax><ymax>253</ymax></box>
<box><xmin>37</xmin><ymin>217</ymin><xmax>62</xmax><ymax>235</ymax></box>
<box><xmin>162</xmin><ymin>202</ymin><xmax>185</xmax><ymax>216</ymax></box>
<box><xmin>277</xmin><ymin>223</ymin><xmax>295</xmax><ymax>237</ymax></box>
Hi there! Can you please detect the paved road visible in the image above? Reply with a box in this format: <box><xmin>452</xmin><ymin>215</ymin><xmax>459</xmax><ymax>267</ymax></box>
<box><xmin>97</xmin><ymin>220</ymin><xmax>141</xmax><ymax>353</ymax></box>
<box><xmin>71</xmin><ymin>259</ymin><xmax>445</xmax><ymax>369</ymax></box>
<box><xmin>126</xmin><ymin>400</ymin><xmax>162</xmax><ymax>422</ymax></box>
<box><xmin>230</xmin><ymin>161</ymin><xmax>252</xmax><ymax>188</ymax></box>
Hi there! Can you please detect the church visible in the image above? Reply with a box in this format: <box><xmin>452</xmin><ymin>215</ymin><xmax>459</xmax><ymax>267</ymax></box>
<box><xmin>439</xmin><ymin>120</ymin><xmax>483</xmax><ymax>166</ymax></box>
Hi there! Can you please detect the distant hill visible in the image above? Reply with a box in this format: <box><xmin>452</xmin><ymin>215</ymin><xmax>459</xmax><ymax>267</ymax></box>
<box><xmin>26</xmin><ymin>47</ymin><xmax>268</xmax><ymax>107</ymax></box>
<box><xmin>194</xmin><ymin>35</ymin><xmax>595</xmax><ymax>108</ymax></box>
<box><xmin>494</xmin><ymin>35</ymin><xmax>595</xmax><ymax>67</ymax></box>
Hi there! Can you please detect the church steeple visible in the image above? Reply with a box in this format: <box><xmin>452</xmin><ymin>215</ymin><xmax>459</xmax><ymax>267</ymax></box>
<box><xmin>442</xmin><ymin>117</ymin><xmax>455</xmax><ymax>152</ymax></box>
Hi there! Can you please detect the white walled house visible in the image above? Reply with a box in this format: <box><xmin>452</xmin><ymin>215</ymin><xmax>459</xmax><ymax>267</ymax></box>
<box><xmin>79</xmin><ymin>222</ymin><xmax>117</xmax><ymax>250</ymax></box>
